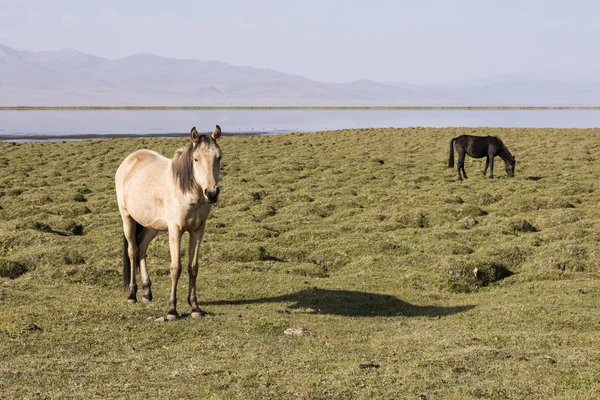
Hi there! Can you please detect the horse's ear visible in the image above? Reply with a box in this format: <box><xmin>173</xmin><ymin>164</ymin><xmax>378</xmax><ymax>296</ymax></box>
<box><xmin>190</xmin><ymin>127</ymin><xmax>199</xmax><ymax>144</ymax></box>
<box><xmin>211</xmin><ymin>125</ymin><xmax>222</xmax><ymax>140</ymax></box>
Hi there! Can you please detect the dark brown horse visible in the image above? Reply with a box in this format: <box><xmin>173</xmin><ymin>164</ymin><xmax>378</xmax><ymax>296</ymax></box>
<box><xmin>448</xmin><ymin>135</ymin><xmax>516</xmax><ymax>181</ymax></box>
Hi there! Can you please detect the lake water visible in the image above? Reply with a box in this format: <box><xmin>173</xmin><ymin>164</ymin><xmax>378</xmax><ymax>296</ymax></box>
<box><xmin>1</xmin><ymin>109</ymin><xmax>600</xmax><ymax>141</ymax></box>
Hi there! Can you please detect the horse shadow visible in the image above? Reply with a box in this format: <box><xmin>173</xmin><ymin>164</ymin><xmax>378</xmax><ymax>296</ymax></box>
<box><xmin>204</xmin><ymin>288</ymin><xmax>475</xmax><ymax>317</ymax></box>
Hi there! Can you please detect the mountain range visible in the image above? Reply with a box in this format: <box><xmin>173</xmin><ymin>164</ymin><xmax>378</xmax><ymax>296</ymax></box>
<box><xmin>0</xmin><ymin>43</ymin><xmax>598</xmax><ymax>106</ymax></box>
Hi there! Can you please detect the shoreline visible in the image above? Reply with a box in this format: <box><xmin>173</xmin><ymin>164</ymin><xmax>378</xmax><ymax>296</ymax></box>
<box><xmin>3</xmin><ymin>126</ymin><xmax>598</xmax><ymax>143</ymax></box>
<box><xmin>3</xmin><ymin>105</ymin><xmax>600</xmax><ymax>111</ymax></box>
<box><xmin>0</xmin><ymin>130</ymin><xmax>285</xmax><ymax>143</ymax></box>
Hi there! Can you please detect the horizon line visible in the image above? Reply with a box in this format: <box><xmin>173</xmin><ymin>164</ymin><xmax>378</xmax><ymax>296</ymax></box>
<box><xmin>2</xmin><ymin>105</ymin><xmax>600</xmax><ymax>111</ymax></box>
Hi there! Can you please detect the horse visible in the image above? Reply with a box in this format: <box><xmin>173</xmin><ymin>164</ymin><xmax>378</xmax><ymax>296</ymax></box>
<box><xmin>448</xmin><ymin>135</ymin><xmax>516</xmax><ymax>181</ymax></box>
<box><xmin>115</xmin><ymin>125</ymin><xmax>222</xmax><ymax>320</ymax></box>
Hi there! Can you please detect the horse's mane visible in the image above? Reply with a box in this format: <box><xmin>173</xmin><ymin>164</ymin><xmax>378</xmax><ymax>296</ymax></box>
<box><xmin>172</xmin><ymin>135</ymin><xmax>214</xmax><ymax>194</ymax></box>
<box><xmin>494</xmin><ymin>136</ymin><xmax>514</xmax><ymax>160</ymax></box>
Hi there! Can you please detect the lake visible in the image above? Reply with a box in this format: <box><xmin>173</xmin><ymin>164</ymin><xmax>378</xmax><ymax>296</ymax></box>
<box><xmin>1</xmin><ymin>109</ymin><xmax>600</xmax><ymax>141</ymax></box>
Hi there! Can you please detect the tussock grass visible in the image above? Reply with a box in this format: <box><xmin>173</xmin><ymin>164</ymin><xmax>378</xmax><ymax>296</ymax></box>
<box><xmin>0</xmin><ymin>258</ymin><xmax>29</xmax><ymax>278</ymax></box>
<box><xmin>1</xmin><ymin>127</ymin><xmax>600</xmax><ymax>399</ymax></box>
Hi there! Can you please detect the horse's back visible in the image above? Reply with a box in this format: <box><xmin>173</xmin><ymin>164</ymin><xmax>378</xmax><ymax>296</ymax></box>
<box><xmin>453</xmin><ymin>134</ymin><xmax>476</xmax><ymax>146</ymax></box>
<box><xmin>117</xmin><ymin>149</ymin><xmax>168</xmax><ymax>181</ymax></box>
<box><xmin>116</xmin><ymin>149</ymin><xmax>171</xmax><ymax>222</ymax></box>
<box><xmin>120</xmin><ymin>148</ymin><xmax>166</xmax><ymax>168</ymax></box>
<box><xmin>453</xmin><ymin>135</ymin><xmax>495</xmax><ymax>158</ymax></box>
<box><xmin>455</xmin><ymin>134</ymin><xmax>493</xmax><ymax>143</ymax></box>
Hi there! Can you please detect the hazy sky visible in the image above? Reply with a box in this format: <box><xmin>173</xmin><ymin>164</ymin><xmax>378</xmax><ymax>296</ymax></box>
<box><xmin>0</xmin><ymin>0</ymin><xmax>598</xmax><ymax>84</ymax></box>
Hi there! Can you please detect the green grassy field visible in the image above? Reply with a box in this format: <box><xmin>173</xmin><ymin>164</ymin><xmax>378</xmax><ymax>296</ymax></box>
<box><xmin>1</xmin><ymin>127</ymin><xmax>599</xmax><ymax>399</ymax></box>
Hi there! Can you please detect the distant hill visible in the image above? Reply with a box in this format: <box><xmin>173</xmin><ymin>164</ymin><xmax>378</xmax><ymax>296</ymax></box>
<box><xmin>0</xmin><ymin>43</ymin><xmax>598</xmax><ymax>106</ymax></box>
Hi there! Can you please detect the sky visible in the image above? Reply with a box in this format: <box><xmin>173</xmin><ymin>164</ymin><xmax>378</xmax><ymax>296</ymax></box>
<box><xmin>0</xmin><ymin>0</ymin><xmax>599</xmax><ymax>85</ymax></box>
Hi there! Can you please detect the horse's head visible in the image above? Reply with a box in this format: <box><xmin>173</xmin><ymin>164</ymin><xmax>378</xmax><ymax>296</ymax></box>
<box><xmin>505</xmin><ymin>156</ymin><xmax>516</xmax><ymax>177</ymax></box>
<box><xmin>173</xmin><ymin>126</ymin><xmax>222</xmax><ymax>203</ymax></box>
<box><xmin>191</xmin><ymin>125</ymin><xmax>222</xmax><ymax>203</ymax></box>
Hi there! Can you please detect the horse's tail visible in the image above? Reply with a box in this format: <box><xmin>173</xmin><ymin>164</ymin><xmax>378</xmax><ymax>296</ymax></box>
<box><xmin>123</xmin><ymin>221</ymin><xmax>143</xmax><ymax>290</ymax></box>
<box><xmin>448</xmin><ymin>137</ymin><xmax>456</xmax><ymax>168</ymax></box>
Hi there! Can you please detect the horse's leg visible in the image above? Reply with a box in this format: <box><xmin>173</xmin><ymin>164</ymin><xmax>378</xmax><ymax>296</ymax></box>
<box><xmin>122</xmin><ymin>217</ymin><xmax>139</xmax><ymax>304</ymax></box>
<box><xmin>138</xmin><ymin>228</ymin><xmax>158</xmax><ymax>303</ymax></box>
<box><xmin>459</xmin><ymin>153</ymin><xmax>468</xmax><ymax>179</ymax></box>
<box><xmin>167</xmin><ymin>226</ymin><xmax>183</xmax><ymax>320</ymax></box>
<box><xmin>457</xmin><ymin>151</ymin><xmax>465</xmax><ymax>181</ymax></box>
<box><xmin>489</xmin><ymin>155</ymin><xmax>494</xmax><ymax>178</ymax></box>
<box><xmin>188</xmin><ymin>221</ymin><xmax>206</xmax><ymax>318</ymax></box>
<box><xmin>483</xmin><ymin>158</ymin><xmax>489</xmax><ymax>176</ymax></box>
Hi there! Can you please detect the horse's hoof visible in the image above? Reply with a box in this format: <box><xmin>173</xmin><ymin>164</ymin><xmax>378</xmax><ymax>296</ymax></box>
<box><xmin>127</xmin><ymin>298</ymin><xmax>137</xmax><ymax>304</ymax></box>
<box><xmin>191</xmin><ymin>310</ymin><xmax>205</xmax><ymax>319</ymax></box>
<box><xmin>166</xmin><ymin>313</ymin><xmax>178</xmax><ymax>321</ymax></box>
<box><xmin>142</xmin><ymin>297</ymin><xmax>152</xmax><ymax>304</ymax></box>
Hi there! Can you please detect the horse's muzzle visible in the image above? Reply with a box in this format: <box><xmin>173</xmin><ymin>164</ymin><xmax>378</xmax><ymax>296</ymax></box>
<box><xmin>204</xmin><ymin>187</ymin><xmax>220</xmax><ymax>203</ymax></box>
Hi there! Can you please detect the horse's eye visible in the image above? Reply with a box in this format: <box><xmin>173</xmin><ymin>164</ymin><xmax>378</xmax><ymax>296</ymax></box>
<box><xmin>194</xmin><ymin>158</ymin><xmax>198</xmax><ymax>162</ymax></box>
<box><xmin>217</xmin><ymin>155</ymin><xmax>222</xmax><ymax>161</ymax></box>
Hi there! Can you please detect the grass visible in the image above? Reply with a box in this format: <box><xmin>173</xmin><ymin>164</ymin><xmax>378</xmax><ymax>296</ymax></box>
<box><xmin>1</xmin><ymin>127</ymin><xmax>600</xmax><ymax>399</ymax></box>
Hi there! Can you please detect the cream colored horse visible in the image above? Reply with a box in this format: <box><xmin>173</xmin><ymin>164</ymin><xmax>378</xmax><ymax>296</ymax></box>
<box><xmin>115</xmin><ymin>126</ymin><xmax>222</xmax><ymax>320</ymax></box>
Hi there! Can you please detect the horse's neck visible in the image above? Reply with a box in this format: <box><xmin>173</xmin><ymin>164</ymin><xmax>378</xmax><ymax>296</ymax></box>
<box><xmin>182</xmin><ymin>188</ymin><xmax>205</xmax><ymax>206</ymax></box>
<box><xmin>496</xmin><ymin>141</ymin><xmax>512</xmax><ymax>161</ymax></box>
<box><xmin>167</xmin><ymin>162</ymin><xmax>205</xmax><ymax>206</ymax></box>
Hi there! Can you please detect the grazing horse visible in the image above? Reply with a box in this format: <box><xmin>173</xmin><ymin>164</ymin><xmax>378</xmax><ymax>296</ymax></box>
<box><xmin>448</xmin><ymin>135</ymin><xmax>516</xmax><ymax>181</ymax></box>
<box><xmin>115</xmin><ymin>126</ymin><xmax>222</xmax><ymax>320</ymax></box>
